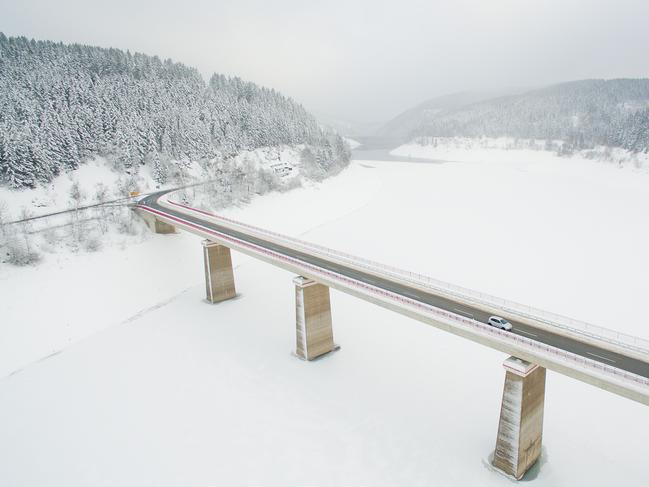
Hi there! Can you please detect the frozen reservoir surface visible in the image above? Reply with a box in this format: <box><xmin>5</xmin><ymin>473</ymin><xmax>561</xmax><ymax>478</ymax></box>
<box><xmin>1</xmin><ymin>154</ymin><xmax>648</xmax><ymax>486</ymax></box>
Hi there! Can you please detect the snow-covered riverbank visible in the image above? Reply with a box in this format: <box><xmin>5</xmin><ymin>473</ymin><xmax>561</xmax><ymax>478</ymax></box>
<box><xmin>393</xmin><ymin>137</ymin><xmax>649</xmax><ymax>170</ymax></box>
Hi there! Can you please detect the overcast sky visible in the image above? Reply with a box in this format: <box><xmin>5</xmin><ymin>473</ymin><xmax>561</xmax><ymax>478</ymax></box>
<box><xmin>3</xmin><ymin>0</ymin><xmax>649</xmax><ymax>123</ymax></box>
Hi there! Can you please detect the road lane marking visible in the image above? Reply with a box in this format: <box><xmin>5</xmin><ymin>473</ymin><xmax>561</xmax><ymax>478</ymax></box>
<box><xmin>516</xmin><ymin>329</ymin><xmax>538</xmax><ymax>338</ymax></box>
<box><xmin>586</xmin><ymin>351</ymin><xmax>616</xmax><ymax>363</ymax></box>
<box><xmin>453</xmin><ymin>308</ymin><xmax>474</xmax><ymax>318</ymax></box>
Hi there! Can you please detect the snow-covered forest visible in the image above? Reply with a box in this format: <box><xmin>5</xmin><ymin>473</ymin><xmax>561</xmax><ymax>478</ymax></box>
<box><xmin>409</xmin><ymin>79</ymin><xmax>649</xmax><ymax>154</ymax></box>
<box><xmin>0</xmin><ymin>34</ymin><xmax>350</xmax><ymax>189</ymax></box>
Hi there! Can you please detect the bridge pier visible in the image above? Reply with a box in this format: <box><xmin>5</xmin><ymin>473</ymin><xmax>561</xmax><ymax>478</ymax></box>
<box><xmin>134</xmin><ymin>209</ymin><xmax>176</xmax><ymax>234</ymax></box>
<box><xmin>293</xmin><ymin>276</ymin><xmax>335</xmax><ymax>360</ymax></box>
<box><xmin>203</xmin><ymin>240</ymin><xmax>236</xmax><ymax>303</ymax></box>
<box><xmin>493</xmin><ymin>356</ymin><xmax>546</xmax><ymax>480</ymax></box>
<box><xmin>151</xmin><ymin>218</ymin><xmax>176</xmax><ymax>234</ymax></box>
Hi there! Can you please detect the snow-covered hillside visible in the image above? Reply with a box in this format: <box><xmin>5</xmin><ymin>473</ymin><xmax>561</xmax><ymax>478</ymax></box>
<box><xmin>0</xmin><ymin>146</ymin><xmax>304</xmax><ymax>221</ymax></box>
<box><xmin>384</xmin><ymin>80</ymin><xmax>649</xmax><ymax>156</ymax></box>
<box><xmin>375</xmin><ymin>90</ymin><xmax>522</xmax><ymax>140</ymax></box>
<box><xmin>0</xmin><ymin>145</ymin><xmax>315</xmax><ymax>266</ymax></box>
<box><xmin>0</xmin><ymin>34</ymin><xmax>349</xmax><ymax>189</ymax></box>
<box><xmin>1</xmin><ymin>153</ymin><xmax>648</xmax><ymax>486</ymax></box>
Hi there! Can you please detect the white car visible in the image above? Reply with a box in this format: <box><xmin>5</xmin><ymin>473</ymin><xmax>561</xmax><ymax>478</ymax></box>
<box><xmin>488</xmin><ymin>316</ymin><xmax>513</xmax><ymax>331</ymax></box>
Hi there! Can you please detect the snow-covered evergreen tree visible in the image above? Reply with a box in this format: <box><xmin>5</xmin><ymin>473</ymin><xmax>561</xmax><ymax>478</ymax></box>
<box><xmin>0</xmin><ymin>34</ymin><xmax>350</xmax><ymax>188</ymax></box>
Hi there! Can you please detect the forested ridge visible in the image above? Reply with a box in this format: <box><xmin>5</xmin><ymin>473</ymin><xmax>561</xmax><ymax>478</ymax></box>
<box><xmin>0</xmin><ymin>34</ymin><xmax>349</xmax><ymax>188</ymax></box>
<box><xmin>408</xmin><ymin>79</ymin><xmax>649</xmax><ymax>154</ymax></box>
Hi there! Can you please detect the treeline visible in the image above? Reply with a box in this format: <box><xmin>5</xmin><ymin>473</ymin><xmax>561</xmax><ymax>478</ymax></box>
<box><xmin>411</xmin><ymin>79</ymin><xmax>649</xmax><ymax>154</ymax></box>
<box><xmin>0</xmin><ymin>34</ymin><xmax>349</xmax><ymax>188</ymax></box>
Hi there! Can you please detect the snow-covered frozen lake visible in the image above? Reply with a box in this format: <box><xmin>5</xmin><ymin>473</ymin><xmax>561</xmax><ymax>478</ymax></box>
<box><xmin>1</xmin><ymin>153</ymin><xmax>648</xmax><ymax>486</ymax></box>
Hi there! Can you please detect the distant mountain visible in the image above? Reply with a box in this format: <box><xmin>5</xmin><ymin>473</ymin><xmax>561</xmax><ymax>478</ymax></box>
<box><xmin>376</xmin><ymin>89</ymin><xmax>527</xmax><ymax>141</ymax></box>
<box><xmin>311</xmin><ymin>109</ymin><xmax>382</xmax><ymax>138</ymax></box>
<box><xmin>0</xmin><ymin>34</ymin><xmax>350</xmax><ymax>188</ymax></box>
<box><xmin>407</xmin><ymin>79</ymin><xmax>649</xmax><ymax>154</ymax></box>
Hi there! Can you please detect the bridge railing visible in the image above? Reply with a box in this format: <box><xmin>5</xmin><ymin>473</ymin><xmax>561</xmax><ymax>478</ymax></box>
<box><xmin>149</xmin><ymin>201</ymin><xmax>649</xmax><ymax>395</ymax></box>
<box><xmin>373</xmin><ymin>279</ymin><xmax>649</xmax><ymax>392</ymax></box>
<box><xmin>163</xmin><ymin>203</ymin><xmax>649</xmax><ymax>393</ymax></box>
<box><xmin>166</xmin><ymin>199</ymin><xmax>649</xmax><ymax>357</ymax></box>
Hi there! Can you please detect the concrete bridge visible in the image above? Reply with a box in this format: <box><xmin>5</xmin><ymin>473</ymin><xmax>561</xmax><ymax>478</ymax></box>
<box><xmin>134</xmin><ymin>188</ymin><xmax>649</xmax><ymax>481</ymax></box>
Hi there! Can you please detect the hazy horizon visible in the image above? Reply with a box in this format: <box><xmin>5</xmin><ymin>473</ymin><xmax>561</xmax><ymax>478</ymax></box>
<box><xmin>3</xmin><ymin>0</ymin><xmax>649</xmax><ymax>124</ymax></box>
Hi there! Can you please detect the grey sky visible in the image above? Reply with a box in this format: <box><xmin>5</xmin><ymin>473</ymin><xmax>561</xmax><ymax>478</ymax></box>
<box><xmin>3</xmin><ymin>0</ymin><xmax>649</xmax><ymax>123</ymax></box>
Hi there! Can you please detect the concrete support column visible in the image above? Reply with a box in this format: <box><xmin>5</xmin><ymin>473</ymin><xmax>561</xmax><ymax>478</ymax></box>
<box><xmin>493</xmin><ymin>356</ymin><xmax>546</xmax><ymax>480</ymax></box>
<box><xmin>293</xmin><ymin>276</ymin><xmax>335</xmax><ymax>360</ymax></box>
<box><xmin>134</xmin><ymin>209</ymin><xmax>176</xmax><ymax>234</ymax></box>
<box><xmin>151</xmin><ymin>218</ymin><xmax>176</xmax><ymax>234</ymax></box>
<box><xmin>203</xmin><ymin>240</ymin><xmax>236</xmax><ymax>303</ymax></box>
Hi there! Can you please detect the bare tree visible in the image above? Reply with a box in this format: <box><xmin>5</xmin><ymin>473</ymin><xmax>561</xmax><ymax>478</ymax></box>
<box><xmin>3</xmin><ymin>207</ymin><xmax>41</xmax><ymax>266</ymax></box>
<box><xmin>0</xmin><ymin>200</ymin><xmax>7</xmax><ymax>238</ymax></box>
<box><xmin>94</xmin><ymin>182</ymin><xmax>110</xmax><ymax>234</ymax></box>
<box><xmin>69</xmin><ymin>180</ymin><xmax>85</xmax><ymax>208</ymax></box>
<box><xmin>68</xmin><ymin>181</ymin><xmax>86</xmax><ymax>247</ymax></box>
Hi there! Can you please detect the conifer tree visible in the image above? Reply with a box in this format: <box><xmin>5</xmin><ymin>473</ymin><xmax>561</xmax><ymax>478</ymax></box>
<box><xmin>0</xmin><ymin>33</ymin><xmax>349</xmax><ymax>188</ymax></box>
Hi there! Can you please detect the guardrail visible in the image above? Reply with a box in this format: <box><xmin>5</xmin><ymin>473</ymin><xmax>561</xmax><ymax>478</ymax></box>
<box><xmin>144</xmin><ymin>201</ymin><xmax>649</xmax><ymax>393</ymax></box>
<box><xmin>166</xmin><ymin>199</ymin><xmax>649</xmax><ymax>357</ymax></box>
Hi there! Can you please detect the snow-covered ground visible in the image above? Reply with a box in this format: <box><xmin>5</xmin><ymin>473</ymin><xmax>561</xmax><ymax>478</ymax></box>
<box><xmin>0</xmin><ymin>158</ymin><xmax>126</xmax><ymax>220</ymax></box>
<box><xmin>1</xmin><ymin>153</ymin><xmax>648</xmax><ymax>486</ymax></box>
<box><xmin>0</xmin><ymin>146</ymin><xmax>304</xmax><ymax>221</ymax></box>
<box><xmin>394</xmin><ymin>136</ymin><xmax>649</xmax><ymax>170</ymax></box>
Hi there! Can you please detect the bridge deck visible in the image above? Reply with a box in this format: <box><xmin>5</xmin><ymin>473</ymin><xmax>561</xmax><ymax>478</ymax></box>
<box><xmin>136</xmin><ymin>190</ymin><xmax>649</xmax><ymax>405</ymax></box>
